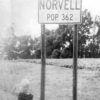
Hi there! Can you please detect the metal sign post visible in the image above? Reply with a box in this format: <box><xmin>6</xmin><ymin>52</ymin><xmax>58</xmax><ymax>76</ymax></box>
<box><xmin>73</xmin><ymin>24</ymin><xmax>78</xmax><ymax>100</ymax></box>
<box><xmin>40</xmin><ymin>24</ymin><xmax>46</xmax><ymax>100</ymax></box>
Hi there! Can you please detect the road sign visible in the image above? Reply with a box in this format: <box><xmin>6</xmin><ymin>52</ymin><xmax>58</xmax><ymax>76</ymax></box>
<box><xmin>38</xmin><ymin>1</ymin><xmax>82</xmax><ymax>100</ymax></box>
<box><xmin>38</xmin><ymin>0</ymin><xmax>82</xmax><ymax>24</ymax></box>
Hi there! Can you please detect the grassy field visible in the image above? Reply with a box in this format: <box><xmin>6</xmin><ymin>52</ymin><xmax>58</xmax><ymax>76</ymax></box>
<box><xmin>19</xmin><ymin>58</ymin><xmax>100</xmax><ymax>69</ymax></box>
<box><xmin>0</xmin><ymin>59</ymin><xmax>100</xmax><ymax>100</ymax></box>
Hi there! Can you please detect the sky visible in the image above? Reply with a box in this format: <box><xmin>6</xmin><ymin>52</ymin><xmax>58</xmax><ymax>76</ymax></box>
<box><xmin>0</xmin><ymin>0</ymin><xmax>100</xmax><ymax>38</ymax></box>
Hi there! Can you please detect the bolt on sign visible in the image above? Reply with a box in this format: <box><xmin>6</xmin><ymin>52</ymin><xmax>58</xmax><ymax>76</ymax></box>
<box><xmin>38</xmin><ymin>0</ymin><xmax>82</xmax><ymax>24</ymax></box>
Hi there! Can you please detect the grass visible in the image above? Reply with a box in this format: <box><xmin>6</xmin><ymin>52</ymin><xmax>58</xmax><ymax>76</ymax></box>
<box><xmin>0</xmin><ymin>59</ymin><xmax>100</xmax><ymax>100</ymax></box>
<box><xmin>19</xmin><ymin>58</ymin><xmax>100</xmax><ymax>70</ymax></box>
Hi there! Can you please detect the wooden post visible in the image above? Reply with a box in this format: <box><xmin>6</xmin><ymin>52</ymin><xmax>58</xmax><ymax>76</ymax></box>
<box><xmin>40</xmin><ymin>24</ymin><xmax>46</xmax><ymax>100</ymax></box>
<box><xmin>73</xmin><ymin>24</ymin><xmax>78</xmax><ymax>100</ymax></box>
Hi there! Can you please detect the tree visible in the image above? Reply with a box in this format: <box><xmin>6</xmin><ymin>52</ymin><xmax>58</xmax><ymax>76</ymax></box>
<box><xmin>4</xmin><ymin>34</ymin><xmax>34</xmax><ymax>59</ymax></box>
<box><xmin>78</xmin><ymin>9</ymin><xmax>93</xmax><ymax>58</ymax></box>
<box><xmin>4</xmin><ymin>25</ymin><xmax>17</xmax><ymax>60</ymax></box>
<box><xmin>45</xmin><ymin>29</ymin><xmax>56</xmax><ymax>58</ymax></box>
<box><xmin>51</xmin><ymin>49</ymin><xmax>61</xmax><ymax>58</ymax></box>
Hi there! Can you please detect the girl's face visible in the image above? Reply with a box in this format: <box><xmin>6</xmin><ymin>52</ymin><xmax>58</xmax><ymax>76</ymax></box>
<box><xmin>22</xmin><ymin>85</ymin><xmax>29</xmax><ymax>93</ymax></box>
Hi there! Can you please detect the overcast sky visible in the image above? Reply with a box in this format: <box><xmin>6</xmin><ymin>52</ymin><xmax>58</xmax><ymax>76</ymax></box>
<box><xmin>0</xmin><ymin>0</ymin><xmax>100</xmax><ymax>38</ymax></box>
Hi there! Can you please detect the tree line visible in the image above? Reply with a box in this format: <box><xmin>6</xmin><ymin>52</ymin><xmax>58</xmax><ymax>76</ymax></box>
<box><xmin>2</xmin><ymin>9</ymin><xmax>100</xmax><ymax>59</ymax></box>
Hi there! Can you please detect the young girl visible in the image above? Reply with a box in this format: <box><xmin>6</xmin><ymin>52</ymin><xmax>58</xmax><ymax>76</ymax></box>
<box><xmin>13</xmin><ymin>79</ymin><xmax>33</xmax><ymax>100</ymax></box>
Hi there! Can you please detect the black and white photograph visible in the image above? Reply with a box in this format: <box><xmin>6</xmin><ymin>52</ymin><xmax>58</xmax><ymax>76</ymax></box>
<box><xmin>0</xmin><ymin>0</ymin><xmax>100</xmax><ymax>100</ymax></box>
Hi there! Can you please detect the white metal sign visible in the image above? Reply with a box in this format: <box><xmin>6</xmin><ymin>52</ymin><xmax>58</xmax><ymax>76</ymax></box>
<box><xmin>38</xmin><ymin>0</ymin><xmax>82</xmax><ymax>24</ymax></box>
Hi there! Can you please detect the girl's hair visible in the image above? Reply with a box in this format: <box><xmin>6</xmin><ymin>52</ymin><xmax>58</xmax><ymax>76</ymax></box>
<box><xmin>20</xmin><ymin>79</ymin><xmax>30</xmax><ymax>93</ymax></box>
<box><xmin>13</xmin><ymin>79</ymin><xmax>30</xmax><ymax>95</ymax></box>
